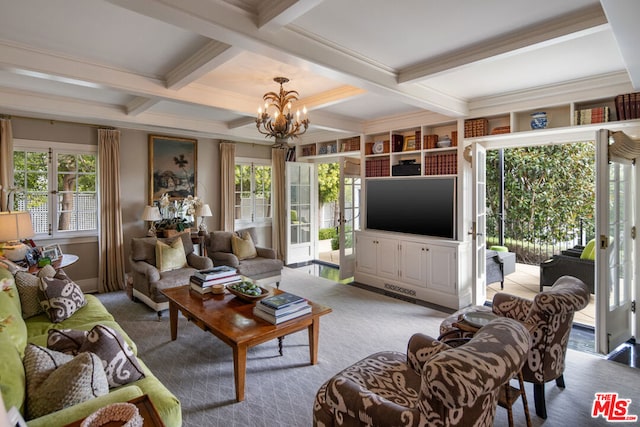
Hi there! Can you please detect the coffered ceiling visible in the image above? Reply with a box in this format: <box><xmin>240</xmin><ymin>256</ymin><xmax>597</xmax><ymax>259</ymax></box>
<box><xmin>0</xmin><ymin>0</ymin><xmax>638</xmax><ymax>144</ymax></box>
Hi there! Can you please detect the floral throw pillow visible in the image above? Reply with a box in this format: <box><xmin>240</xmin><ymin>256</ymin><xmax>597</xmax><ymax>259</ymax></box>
<box><xmin>38</xmin><ymin>275</ymin><xmax>87</xmax><ymax>323</ymax></box>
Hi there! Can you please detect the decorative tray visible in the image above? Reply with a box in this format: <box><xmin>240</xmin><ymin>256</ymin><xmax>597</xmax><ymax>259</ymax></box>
<box><xmin>462</xmin><ymin>311</ymin><xmax>499</xmax><ymax>329</ymax></box>
<box><xmin>226</xmin><ymin>282</ymin><xmax>270</xmax><ymax>302</ymax></box>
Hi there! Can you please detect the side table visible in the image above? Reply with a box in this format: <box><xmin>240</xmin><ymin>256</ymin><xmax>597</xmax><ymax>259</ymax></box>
<box><xmin>28</xmin><ymin>253</ymin><xmax>79</xmax><ymax>274</ymax></box>
<box><xmin>438</xmin><ymin>313</ymin><xmax>532</xmax><ymax>427</ymax></box>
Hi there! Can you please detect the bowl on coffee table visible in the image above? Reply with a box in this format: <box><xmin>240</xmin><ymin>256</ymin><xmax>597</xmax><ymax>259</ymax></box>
<box><xmin>226</xmin><ymin>281</ymin><xmax>270</xmax><ymax>303</ymax></box>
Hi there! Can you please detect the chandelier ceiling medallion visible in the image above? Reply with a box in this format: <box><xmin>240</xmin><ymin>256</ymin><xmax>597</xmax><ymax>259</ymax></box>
<box><xmin>256</xmin><ymin>77</ymin><xmax>309</xmax><ymax>148</ymax></box>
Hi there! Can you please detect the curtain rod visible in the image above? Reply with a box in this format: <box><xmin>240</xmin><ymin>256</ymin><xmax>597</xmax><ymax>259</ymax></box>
<box><xmin>0</xmin><ymin>113</ymin><xmax>116</xmax><ymax>130</ymax></box>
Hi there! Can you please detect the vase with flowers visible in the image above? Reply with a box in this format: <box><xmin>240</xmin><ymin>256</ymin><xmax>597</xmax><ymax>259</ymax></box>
<box><xmin>155</xmin><ymin>194</ymin><xmax>202</xmax><ymax>237</ymax></box>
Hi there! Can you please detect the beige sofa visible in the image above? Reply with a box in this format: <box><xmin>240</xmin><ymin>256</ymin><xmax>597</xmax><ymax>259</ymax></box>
<box><xmin>129</xmin><ymin>232</ymin><xmax>213</xmax><ymax>317</ymax></box>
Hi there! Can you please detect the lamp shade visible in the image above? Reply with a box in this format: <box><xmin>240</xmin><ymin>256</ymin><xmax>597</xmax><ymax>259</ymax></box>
<box><xmin>195</xmin><ymin>204</ymin><xmax>212</xmax><ymax>217</ymax></box>
<box><xmin>0</xmin><ymin>211</ymin><xmax>35</xmax><ymax>242</ymax></box>
<box><xmin>141</xmin><ymin>206</ymin><xmax>162</xmax><ymax>222</ymax></box>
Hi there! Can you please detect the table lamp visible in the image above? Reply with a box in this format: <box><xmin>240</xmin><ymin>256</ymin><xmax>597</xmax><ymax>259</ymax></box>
<box><xmin>195</xmin><ymin>204</ymin><xmax>212</xmax><ymax>235</ymax></box>
<box><xmin>0</xmin><ymin>211</ymin><xmax>35</xmax><ymax>261</ymax></box>
<box><xmin>141</xmin><ymin>206</ymin><xmax>162</xmax><ymax>236</ymax></box>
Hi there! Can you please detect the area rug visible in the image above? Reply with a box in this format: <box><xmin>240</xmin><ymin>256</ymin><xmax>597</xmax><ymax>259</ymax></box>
<box><xmin>98</xmin><ymin>268</ymin><xmax>639</xmax><ymax>427</ymax></box>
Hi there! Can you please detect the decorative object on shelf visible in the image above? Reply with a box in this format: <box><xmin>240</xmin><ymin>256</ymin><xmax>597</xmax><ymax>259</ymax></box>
<box><xmin>0</xmin><ymin>211</ymin><xmax>35</xmax><ymax>261</ymax></box>
<box><xmin>195</xmin><ymin>203</ymin><xmax>212</xmax><ymax>235</ymax></box>
<box><xmin>403</xmin><ymin>136</ymin><xmax>417</xmax><ymax>151</ymax></box>
<box><xmin>437</xmin><ymin>135</ymin><xmax>452</xmax><ymax>148</ymax></box>
<box><xmin>148</xmin><ymin>134</ymin><xmax>197</xmax><ymax>203</ymax></box>
<box><xmin>372</xmin><ymin>141</ymin><xmax>385</xmax><ymax>154</ymax></box>
<box><xmin>141</xmin><ymin>205</ymin><xmax>162</xmax><ymax>236</ymax></box>
<box><xmin>318</xmin><ymin>145</ymin><xmax>327</xmax><ymax>155</ymax></box>
<box><xmin>530</xmin><ymin>112</ymin><xmax>548</xmax><ymax>129</ymax></box>
<box><xmin>80</xmin><ymin>402</ymin><xmax>143</xmax><ymax>427</ymax></box>
<box><xmin>256</xmin><ymin>77</ymin><xmax>309</xmax><ymax>148</ymax></box>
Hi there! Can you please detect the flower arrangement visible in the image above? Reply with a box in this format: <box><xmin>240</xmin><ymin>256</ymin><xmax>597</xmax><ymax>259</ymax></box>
<box><xmin>156</xmin><ymin>194</ymin><xmax>203</xmax><ymax>233</ymax></box>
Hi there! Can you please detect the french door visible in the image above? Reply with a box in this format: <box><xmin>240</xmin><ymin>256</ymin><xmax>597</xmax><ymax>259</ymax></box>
<box><xmin>596</xmin><ymin>129</ymin><xmax>635</xmax><ymax>354</ymax></box>
<box><xmin>337</xmin><ymin>158</ymin><xmax>361</xmax><ymax>280</ymax></box>
<box><xmin>286</xmin><ymin>162</ymin><xmax>317</xmax><ymax>265</ymax></box>
<box><xmin>472</xmin><ymin>143</ymin><xmax>487</xmax><ymax>305</ymax></box>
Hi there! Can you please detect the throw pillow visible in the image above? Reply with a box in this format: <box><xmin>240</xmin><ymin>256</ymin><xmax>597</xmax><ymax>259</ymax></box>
<box><xmin>15</xmin><ymin>271</ymin><xmax>43</xmax><ymax>319</ymax></box>
<box><xmin>78</xmin><ymin>324</ymin><xmax>145</xmax><ymax>388</ymax></box>
<box><xmin>231</xmin><ymin>231</ymin><xmax>257</xmax><ymax>260</ymax></box>
<box><xmin>155</xmin><ymin>237</ymin><xmax>187</xmax><ymax>272</ymax></box>
<box><xmin>47</xmin><ymin>328</ymin><xmax>89</xmax><ymax>355</ymax></box>
<box><xmin>24</xmin><ymin>344</ymin><xmax>108</xmax><ymax>420</ymax></box>
<box><xmin>580</xmin><ymin>239</ymin><xmax>596</xmax><ymax>260</ymax></box>
<box><xmin>38</xmin><ymin>275</ymin><xmax>87</xmax><ymax>323</ymax></box>
<box><xmin>15</xmin><ymin>266</ymin><xmax>58</xmax><ymax>319</ymax></box>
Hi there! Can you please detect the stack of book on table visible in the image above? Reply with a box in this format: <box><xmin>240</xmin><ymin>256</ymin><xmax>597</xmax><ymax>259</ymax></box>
<box><xmin>190</xmin><ymin>266</ymin><xmax>241</xmax><ymax>294</ymax></box>
<box><xmin>253</xmin><ymin>292</ymin><xmax>311</xmax><ymax>324</ymax></box>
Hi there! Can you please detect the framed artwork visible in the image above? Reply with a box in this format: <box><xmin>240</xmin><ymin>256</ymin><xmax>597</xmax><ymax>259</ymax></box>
<box><xmin>403</xmin><ymin>136</ymin><xmax>417</xmax><ymax>151</ymax></box>
<box><xmin>149</xmin><ymin>134</ymin><xmax>197</xmax><ymax>203</ymax></box>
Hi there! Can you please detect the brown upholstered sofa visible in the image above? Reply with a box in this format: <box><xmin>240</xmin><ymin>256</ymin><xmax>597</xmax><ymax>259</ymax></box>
<box><xmin>129</xmin><ymin>232</ymin><xmax>213</xmax><ymax>317</ymax></box>
<box><xmin>440</xmin><ymin>275</ymin><xmax>590</xmax><ymax>419</ymax></box>
<box><xmin>205</xmin><ymin>227</ymin><xmax>283</xmax><ymax>280</ymax></box>
<box><xmin>314</xmin><ymin>317</ymin><xmax>530</xmax><ymax>427</ymax></box>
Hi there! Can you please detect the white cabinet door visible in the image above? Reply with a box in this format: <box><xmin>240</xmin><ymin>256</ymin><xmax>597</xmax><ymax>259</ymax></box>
<box><xmin>355</xmin><ymin>233</ymin><xmax>378</xmax><ymax>275</ymax></box>
<box><xmin>377</xmin><ymin>237</ymin><xmax>399</xmax><ymax>280</ymax></box>
<box><xmin>427</xmin><ymin>244</ymin><xmax>457</xmax><ymax>294</ymax></box>
<box><xmin>401</xmin><ymin>240</ymin><xmax>427</xmax><ymax>287</ymax></box>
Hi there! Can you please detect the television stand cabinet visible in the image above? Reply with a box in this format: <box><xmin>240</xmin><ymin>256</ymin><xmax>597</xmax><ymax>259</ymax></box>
<box><xmin>354</xmin><ymin>230</ymin><xmax>472</xmax><ymax>310</ymax></box>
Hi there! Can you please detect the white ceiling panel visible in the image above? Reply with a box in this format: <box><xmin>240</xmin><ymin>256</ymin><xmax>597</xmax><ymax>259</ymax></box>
<box><xmin>0</xmin><ymin>0</ymin><xmax>636</xmax><ymax>143</ymax></box>
<box><xmin>421</xmin><ymin>28</ymin><xmax>626</xmax><ymax>100</ymax></box>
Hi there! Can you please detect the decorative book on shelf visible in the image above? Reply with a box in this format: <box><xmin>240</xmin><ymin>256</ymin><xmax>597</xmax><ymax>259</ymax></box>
<box><xmin>575</xmin><ymin>106</ymin><xmax>610</xmax><ymax>125</ymax></box>
<box><xmin>252</xmin><ymin>303</ymin><xmax>311</xmax><ymax>324</ymax></box>
<box><xmin>365</xmin><ymin>158</ymin><xmax>390</xmax><ymax>177</ymax></box>
<box><xmin>424</xmin><ymin>152</ymin><xmax>457</xmax><ymax>175</ymax></box>
<box><xmin>464</xmin><ymin>118</ymin><xmax>489</xmax><ymax>137</ymax></box>
<box><xmin>615</xmin><ymin>92</ymin><xmax>639</xmax><ymax>121</ymax></box>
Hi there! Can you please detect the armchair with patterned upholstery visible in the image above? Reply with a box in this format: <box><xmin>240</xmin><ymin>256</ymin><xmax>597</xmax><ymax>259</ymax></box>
<box><xmin>313</xmin><ymin>317</ymin><xmax>530</xmax><ymax>427</ymax></box>
<box><xmin>440</xmin><ymin>275</ymin><xmax>590</xmax><ymax>419</ymax></box>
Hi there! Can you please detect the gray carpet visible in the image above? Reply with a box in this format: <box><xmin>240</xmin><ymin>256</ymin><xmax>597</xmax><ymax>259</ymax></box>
<box><xmin>98</xmin><ymin>268</ymin><xmax>639</xmax><ymax>427</ymax></box>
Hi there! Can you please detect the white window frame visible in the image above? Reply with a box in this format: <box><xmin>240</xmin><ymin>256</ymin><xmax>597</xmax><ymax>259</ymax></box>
<box><xmin>234</xmin><ymin>157</ymin><xmax>272</xmax><ymax>229</ymax></box>
<box><xmin>13</xmin><ymin>139</ymin><xmax>98</xmax><ymax>240</ymax></box>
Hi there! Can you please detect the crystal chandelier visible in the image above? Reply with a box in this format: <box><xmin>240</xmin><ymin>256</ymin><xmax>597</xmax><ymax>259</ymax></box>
<box><xmin>256</xmin><ymin>77</ymin><xmax>309</xmax><ymax>148</ymax></box>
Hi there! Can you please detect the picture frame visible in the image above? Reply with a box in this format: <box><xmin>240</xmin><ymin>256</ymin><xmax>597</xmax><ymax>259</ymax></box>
<box><xmin>40</xmin><ymin>244</ymin><xmax>62</xmax><ymax>262</ymax></box>
<box><xmin>149</xmin><ymin>134</ymin><xmax>197</xmax><ymax>204</ymax></box>
<box><xmin>403</xmin><ymin>136</ymin><xmax>417</xmax><ymax>151</ymax></box>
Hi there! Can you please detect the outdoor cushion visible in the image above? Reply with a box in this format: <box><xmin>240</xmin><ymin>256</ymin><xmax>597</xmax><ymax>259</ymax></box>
<box><xmin>580</xmin><ymin>239</ymin><xmax>596</xmax><ymax>260</ymax></box>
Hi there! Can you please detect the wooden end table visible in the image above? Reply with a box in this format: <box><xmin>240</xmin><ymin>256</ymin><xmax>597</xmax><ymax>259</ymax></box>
<box><xmin>161</xmin><ymin>285</ymin><xmax>332</xmax><ymax>402</ymax></box>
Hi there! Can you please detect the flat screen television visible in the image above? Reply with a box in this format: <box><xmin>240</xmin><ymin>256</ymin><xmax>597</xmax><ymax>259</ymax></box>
<box><xmin>366</xmin><ymin>177</ymin><xmax>456</xmax><ymax>239</ymax></box>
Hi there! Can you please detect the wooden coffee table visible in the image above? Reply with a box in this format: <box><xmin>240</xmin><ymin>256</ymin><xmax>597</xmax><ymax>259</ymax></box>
<box><xmin>160</xmin><ymin>285</ymin><xmax>332</xmax><ymax>402</ymax></box>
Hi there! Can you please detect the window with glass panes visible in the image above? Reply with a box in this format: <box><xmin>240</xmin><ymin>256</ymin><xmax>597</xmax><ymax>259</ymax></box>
<box><xmin>13</xmin><ymin>142</ymin><xmax>97</xmax><ymax>237</ymax></box>
<box><xmin>234</xmin><ymin>161</ymin><xmax>271</xmax><ymax>224</ymax></box>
